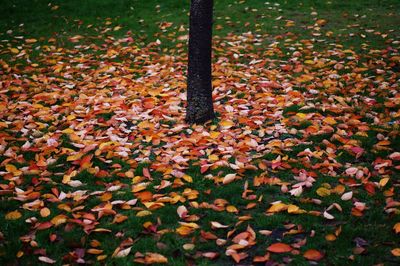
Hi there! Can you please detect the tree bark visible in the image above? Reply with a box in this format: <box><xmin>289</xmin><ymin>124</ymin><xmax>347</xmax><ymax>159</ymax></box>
<box><xmin>185</xmin><ymin>0</ymin><xmax>215</xmax><ymax>124</ymax></box>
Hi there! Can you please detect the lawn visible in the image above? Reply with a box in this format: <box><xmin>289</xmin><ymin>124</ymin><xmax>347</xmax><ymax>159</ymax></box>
<box><xmin>0</xmin><ymin>0</ymin><xmax>400</xmax><ymax>265</ymax></box>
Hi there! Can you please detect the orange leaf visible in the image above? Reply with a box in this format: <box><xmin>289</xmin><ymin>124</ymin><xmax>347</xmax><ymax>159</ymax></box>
<box><xmin>394</xmin><ymin>223</ymin><xmax>400</xmax><ymax>234</ymax></box>
<box><xmin>267</xmin><ymin>243</ymin><xmax>292</xmax><ymax>253</ymax></box>
<box><xmin>325</xmin><ymin>234</ymin><xmax>337</xmax><ymax>241</ymax></box>
<box><xmin>5</xmin><ymin>210</ymin><xmax>22</xmax><ymax>220</ymax></box>
<box><xmin>50</xmin><ymin>214</ymin><xmax>68</xmax><ymax>226</ymax></box>
<box><xmin>391</xmin><ymin>248</ymin><xmax>400</xmax><ymax>256</ymax></box>
<box><xmin>144</xmin><ymin>252</ymin><xmax>168</xmax><ymax>264</ymax></box>
<box><xmin>303</xmin><ymin>249</ymin><xmax>324</xmax><ymax>261</ymax></box>
<box><xmin>40</xmin><ymin>208</ymin><xmax>51</xmax><ymax>217</ymax></box>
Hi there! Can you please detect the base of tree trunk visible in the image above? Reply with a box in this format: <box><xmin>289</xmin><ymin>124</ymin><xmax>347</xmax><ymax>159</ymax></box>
<box><xmin>185</xmin><ymin>101</ymin><xmax>215</xmax><ymax>124</ymax></box>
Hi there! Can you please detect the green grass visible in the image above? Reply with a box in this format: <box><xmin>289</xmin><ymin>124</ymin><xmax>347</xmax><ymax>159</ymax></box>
<box><xmin>1</xmin><ymin>0</ymin><xmax>399</xmax><ymax>49</ymax></box>
<box><xmin>1</xmin><ymin>0</ymin><xmax>400</xmax><ymax>265</ymax></box>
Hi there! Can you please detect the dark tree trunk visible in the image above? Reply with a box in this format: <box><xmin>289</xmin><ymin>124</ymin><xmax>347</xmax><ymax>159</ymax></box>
<box><xmin>185</xmin><ymin>0</ymin><xmax>215</xmax><ymax>124</ymax></box>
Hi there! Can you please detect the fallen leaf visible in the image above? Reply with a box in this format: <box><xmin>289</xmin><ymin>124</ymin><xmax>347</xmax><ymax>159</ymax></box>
<box><xmin>40</xmin><ymin>208</ymin><xmax>51</xmax><ymax>217</ymax></box>
<box><xmin>211</xmin><ymin>221</ymin><xmax>229</xmax><ymax>229</ymax></box>
<box><xmin>222</xmin><ymin>174</ymin><xmax>236</xmax><ymax>184</ymax></box>
<box><xmin>341</xmin><ymin>191</ymin><xmax>353</xmax><ymax>201</ymax></box>
<box><xmin>267</xmin><ymin>243</ymin><xmax>292</xmax><ymax>253</ymax></box>
<box><xmin>316</xmin><ymin>187</ymin><xmax>331</xmax><ymax>197</ymax></box>
<box><xmin>391</xmin><ymin>248</ymin><xmax>400</xmax><ymax>257</ymax></box>
<box><xmin>393</xmin><ymin>223</ymin><xmax>400</xmax><ymax>234</ymax></box>
<box><xmin>177</xmin><ymin>205</ymin><xmax>188</xmax><ymax>219</ymax></box>
<box><xmin>38</xmin><ymin>256</ymin><xmax>56</xmax><ymax>264</ymax></box>
<box><xmin>112</xmin><ymin>247</ymin><xmax>131</xmax><ymax>258</ymax></box>
<box><xmin>5</xmin><ymin>210</ymin><xmax>22</xmax><ymax>220</ymax></box>
<box><xmin>303</xmin><ymin>249</ymin><xmax>324</xmax><ymax>261</ymax></box>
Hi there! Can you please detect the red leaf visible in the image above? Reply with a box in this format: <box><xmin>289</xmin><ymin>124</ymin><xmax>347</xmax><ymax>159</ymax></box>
<box><xmin>267</xmin><ymin>243</ymin><xmax>292</xmax><ymax>253</ymax></box>
<box><xmin>303</xmin><ymin>249</ymin><xmax>324</xmax><ymax>261</ymax></box>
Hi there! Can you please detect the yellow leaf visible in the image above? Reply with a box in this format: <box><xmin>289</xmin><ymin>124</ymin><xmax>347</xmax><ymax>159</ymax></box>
<box><xmin>182</xmin><ymin>174</ymin><xmax>193</xmax><ymax>183</ymax></box>
<box><xmin>67</xmin><ymin>153</ymin><xmax>83</xmax><ymax>161</ymax></box>
<box><xmin>5</xmin><ymin>210</ymin><xmax>22</xmax><ymax>220</ymax></box>
<box><xmin>316</xmin><ymin>187</ymin><xmax>331</xmax><ymax>197</ymax></box>
<box><xmin>323</xmin><ymin>117</ymin><xmax>337</xmax><ymax>125</ymax></box>
<box><xmin>62</xmin><ymin>170</ymin><xmax>77</xmax><ymax>184</ymax></box>
<box><xmin>267</xmin><ymin>202</ymin><xmax>288</xmax><ymax>213</ymax></box>
<box><xmin>208</xmin><ymin>154</ymin><xmax>219</xmax><ymax>161</ymax></box>
<box><xmin>51</xmin><ymin>214</ymin><xmax>67</xmax><ymax>226</ymax></box>
<box><xmin>179</xmin><ymin>222</ymin><xmax>199</xmax><ymax>229</ymax></box>
<box><xmin>40</xmin><ymin>208</ymin><xmax>51</xmax><ymax>217</ymax></box>
<box><xmin>220</xmin><ymin>120</ymin><xmax>234</xmax><ymax>128</ymax></box>
<box><xmin>97</xmin><ymin>255</ymin><xmax>107</xmax><ymax>261</ymax></box>
<box><xmin>176</xmin><ymin>225</ymin><xmax>194</xmax><ymax>236</ymax></box>
<box><xmin>66</xmin><ymin>114</ymin><xmax>76</xmax><ymax>121</ymax></box>
<box><xmin>62</xmin><ymin>128</ymin><xmax>75</xmax><ymax>134</ymax></box>
<box><xmin>5</xmin><ymin>164</ymin><xmax>22</xmax><ymax>176</ymax></box>
<box><xmin>136</xmin><ymin>210</ymin><xmax>152</xmax><ymax>217</ymax></box>
<box><xmin>226</xmin><ymin>205</ymin><xmax>238</xmax><ymax>213</ymax></box>
<box><xmin>132</xmin><ymin>182</ymin><xmax>149</xmax><ymax>193</ymax></box>
<box><xmin>125</xmin><ymin>170</ymin><xmax>134</xmax><ymax>178</ymax></box>
<box><xmin>296</xmin><ymin>113</ymin><xmax>307</xmax><ymax>119</ymax></box>
<box><xmin>287</xmin><ymin>204</ymin><xmax>299</xmax><ymax>214</ymax></box>
<box><xmin>137</xmin><ymin>121</ymin><xmax>154</xmax><ymax>129</ymax></box>
<box><xmin>10</xmin><ymin>48</ymin><xmax>19</xmax><ymax>54</ymax></box>
<box><xmin>209</xmin><ymin>131</ymin><xmax>220</xmax><ymax>139</ymax></box>
<box><xmin>379</xmin><ymin>177</ymin><xmax>390</xmax><ymax>187</ymax></box>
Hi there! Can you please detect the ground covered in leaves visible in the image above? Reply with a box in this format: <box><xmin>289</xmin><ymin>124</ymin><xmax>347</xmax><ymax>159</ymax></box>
<box><xmin>1</xmin><ymin>0</ymin><xmax>400</xmax><ymax>265</ymax></box>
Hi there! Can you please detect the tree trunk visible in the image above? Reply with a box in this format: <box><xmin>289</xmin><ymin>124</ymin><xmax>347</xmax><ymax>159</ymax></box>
<box><xmin>185</xmin><ymin>0</ymin><xmax>215</xmax><ymax>124</ymax></box>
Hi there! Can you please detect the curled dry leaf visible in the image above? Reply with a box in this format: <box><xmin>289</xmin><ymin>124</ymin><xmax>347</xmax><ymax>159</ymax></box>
<box><xmin>182</xmin><ymin>243</ymin><xmax>195</xmax><ymax>250</ymax></box>
<box><xmin>289</xmin><ymin>186</ymin><xmax>303</xmax><ymax>197</ymax></box>
<box><xmin>144</xmin><ymin>252</ymin><xmax>168</xmax><ymax>264</ymax></box>
<box><xmin>38</xmin><ymin>256</ymin><xmax>56</xmax><ymax>264</ymax></box>
<box><xmin>202</xmin><ymin>252</ymin><xmax>219</xmax><ymax>259</ymax></box>
<box><xmin>341</xmin><ymin>191</ymin><xmax>353</xmax><ymax>201</ymax></box>
<box><xmin>211</xmin><ymin>221</ymin><xmax>229</xmax><ymax>229</ymax></box>
<box><xmin>222</xmin><ymin>174</ymin><xmax>236</xmax><ymax>184</ymax></box>
<box><xmin>112</xmin><ymin>247</ymin><xmax>132</xmax><ymax>258</ymax></box>
<box><xmin>323</xmin><ymin>211</ymin><xmax>335</xmax><ymax>220</ymax></box>
<box><xmin>177</xmin><ymin>205</ymin><xmax>188</xmax><ymax>219</ymax></box>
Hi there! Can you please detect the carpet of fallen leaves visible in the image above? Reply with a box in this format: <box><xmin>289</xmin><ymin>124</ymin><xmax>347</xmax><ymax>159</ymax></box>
<box><xmin>1</xmin><ymin>20</ymin><xmax>400</xmax><ymax>265</ymax></box>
